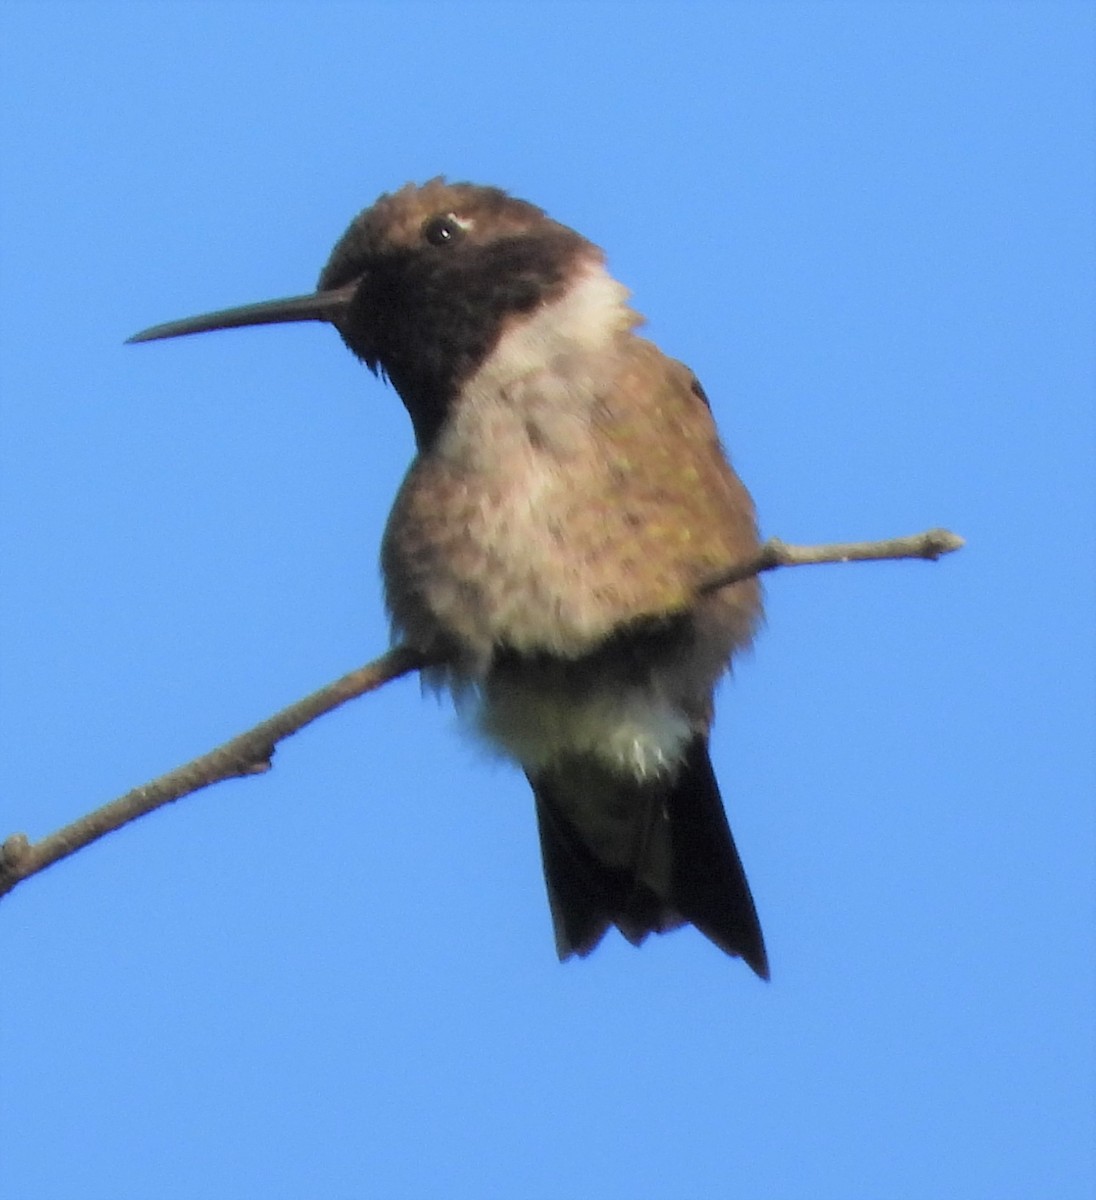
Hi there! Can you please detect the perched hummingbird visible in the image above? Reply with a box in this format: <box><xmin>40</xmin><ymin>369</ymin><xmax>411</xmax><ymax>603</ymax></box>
<box><xmin>129</xmin><ymin>179</ymin><xmax>769</xmax><ymax>978</ymax></box>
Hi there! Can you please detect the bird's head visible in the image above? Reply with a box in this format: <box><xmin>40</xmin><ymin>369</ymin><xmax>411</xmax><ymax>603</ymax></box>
<box><xmin>128</xmin><ymin>179</ymin><xmax>613</xmax><ymax>445</ymax></box>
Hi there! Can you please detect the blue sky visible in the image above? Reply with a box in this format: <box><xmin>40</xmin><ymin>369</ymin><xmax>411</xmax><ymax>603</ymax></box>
<box><xmin>1</xmin><ymin>3</ymin><xmax>1093</xmax><ymax>1197</ymax></box>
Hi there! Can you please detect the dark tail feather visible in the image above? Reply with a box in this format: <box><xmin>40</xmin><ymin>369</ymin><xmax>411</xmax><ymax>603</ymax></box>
<box><xmin>529</xmin><ymin>737</ymin><xmax>768</xmax><ymax>979</ymax></box>
<box><xmin>533</xmin><ymin>794</ymin><xmax>617</xmax><ymax>959</ymax></box>
<box><xmin>668</xmin><ymin>739</ymin><xmax>769</xmax><ymax>978</ymax></box>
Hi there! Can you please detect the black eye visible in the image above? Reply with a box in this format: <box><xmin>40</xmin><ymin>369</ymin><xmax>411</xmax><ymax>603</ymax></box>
<box><xmin>423</xmin><ymin>214</ymin><xmax>464</xmax><ymax>247</ymax></box>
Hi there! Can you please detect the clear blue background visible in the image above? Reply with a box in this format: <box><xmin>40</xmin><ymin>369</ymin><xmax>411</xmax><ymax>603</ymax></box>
<box><xmin>2</xmin><ymin>3</ymin><xmax>1093</xmax><ymax>1197</ymax></box>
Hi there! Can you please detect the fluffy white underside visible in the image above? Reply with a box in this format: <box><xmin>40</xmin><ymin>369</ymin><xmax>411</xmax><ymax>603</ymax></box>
<box><xmin>476</xmin><ymin>683</ymin><xmax>694</xmax><ymax>781</ymax></box>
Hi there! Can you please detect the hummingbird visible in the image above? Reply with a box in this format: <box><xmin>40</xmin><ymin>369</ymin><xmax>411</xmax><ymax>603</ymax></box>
<box><xmin>129</xmin><ymin>179</ymin><xmax>769</xmax><ymax>978</ymax></box>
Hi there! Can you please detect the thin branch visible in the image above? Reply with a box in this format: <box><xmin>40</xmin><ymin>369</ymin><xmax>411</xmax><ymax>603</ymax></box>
<box><xmin>0</xmin><ymin>645</ymin><xmax>427</xmax><ymax>899</ymax></box>
<box><xmin>0</xmin><ymin>527</ymin><xmax>962</xmax><ymax>901</ymax></box>
<box><xmin>699</xmin><ymin>527</ymin><xmax>964</xmax><ymax>594</ymax></box>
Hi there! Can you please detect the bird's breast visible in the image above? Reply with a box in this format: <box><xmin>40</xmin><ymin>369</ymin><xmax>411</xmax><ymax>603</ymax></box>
<box><xmin>382</xmin><ymin>373</ymin><xmax>626</xmax><ymax>667</ymax></box>
<box><xmin>380</xmin><ymin>335</ymin><xmax>760</xmax><ymax>690</ymax></box>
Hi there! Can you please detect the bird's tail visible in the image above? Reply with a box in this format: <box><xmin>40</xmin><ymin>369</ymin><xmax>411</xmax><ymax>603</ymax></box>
<box><xmin>529</xmin><ymin>736</ymin><xmax>768</xmax><ymax>978</ymax></box>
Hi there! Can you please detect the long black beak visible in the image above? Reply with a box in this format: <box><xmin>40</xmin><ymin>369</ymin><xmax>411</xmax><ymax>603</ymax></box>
<box><xmin>126</xmin><ymin>280</ymin><xmax>360</xmax><ymax>344</ymax></box>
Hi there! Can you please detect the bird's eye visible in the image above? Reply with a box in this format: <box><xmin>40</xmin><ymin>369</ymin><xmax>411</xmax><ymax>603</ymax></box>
<box><xmin>423</xmin><ymin>214</ymin><xmax>464</xmax><ymax>247</ymax></box>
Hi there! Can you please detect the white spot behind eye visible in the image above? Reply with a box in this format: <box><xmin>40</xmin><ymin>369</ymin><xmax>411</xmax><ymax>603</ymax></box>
<box><xmin>450</xmin><ymin>213</ymin><xmax>475</xmax><ymax>232</ymax></box>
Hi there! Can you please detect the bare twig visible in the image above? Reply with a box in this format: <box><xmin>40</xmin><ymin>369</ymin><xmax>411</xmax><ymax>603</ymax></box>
<box><xmin>0</xmin><ymin>645</ymin><xmax>427</xmax><ymax>898</ymax></box>
<box><xmin>0</xmin><ymin>527</ymin><xmax>962</xmax><ymax>901</ymax></box>
<box><xmin>699</xmin><ymin>527</ymin><xmax>965</xmax><ymax>594</ymax></box>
